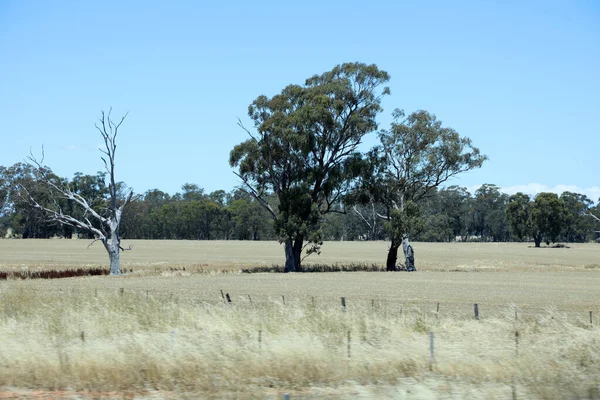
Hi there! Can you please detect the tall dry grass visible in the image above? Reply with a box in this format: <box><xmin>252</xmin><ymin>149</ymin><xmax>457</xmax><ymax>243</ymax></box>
<box><xmin>1</xmin><ymin>286</ymin><xmax>599</xmax><ymax>398</ymax></box>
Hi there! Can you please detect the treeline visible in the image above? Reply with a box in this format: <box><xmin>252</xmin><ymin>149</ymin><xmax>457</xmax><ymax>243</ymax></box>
<box><xmin>1</xmin><ymin>163</ymin><xmax>598</xmax><ymax>244</ymax></box>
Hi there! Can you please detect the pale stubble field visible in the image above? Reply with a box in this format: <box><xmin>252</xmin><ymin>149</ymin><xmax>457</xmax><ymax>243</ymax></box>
<box><xmin>1</xmin><ymin>240</ymin><xmax>600</xmax><ymax>399</ymax></box>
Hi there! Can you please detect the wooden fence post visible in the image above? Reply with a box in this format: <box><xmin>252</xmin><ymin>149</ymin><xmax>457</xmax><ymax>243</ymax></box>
<box><xmin>474</xmin><ymin>303</ymin><xmax>479</xmax><ymax>320</ymax></box>
<box><xmin>226</xmin><ymin>293</ymin><xmax>232</xmax><ymax>303</ymax></box>
<box><xmin>590</xmin><ymin>311</ymin><xmax>593</xmax><ymax>326</ymax></box>
<box><xmin>429</xmin><ymin>331</ymin><xmax>435</xmax><ymax>371</ymax></box>
<box><xmin>347</xmin><ymin>330</ymin><xmax>351</xmax><ymax>358</ymax></box>
<box><xmin>341</xmin><ymin>297</ymin><xmax>346</xmax><ymax>312</ymax></box>
<box><xmin>258</xmin><ymin>330</ymin><xmax>262</xmax><ymax>351</ymax></box>
<box><xmin>436</xmin><ymin>302</ymin><xmax>440</xmax><ymax>318</ymax></box>
<box><xmin>513</xmin><ymin>330</ymin><xmax>519</xmax><ymax>400</ymax></box>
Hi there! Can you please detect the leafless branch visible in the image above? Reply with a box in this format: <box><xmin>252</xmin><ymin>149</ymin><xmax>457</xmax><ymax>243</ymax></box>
<box><xmin>87</xmin><ymin>238</ymin><xmax>103</xmax><ymax>249</ymax></box>
<box><xmin>588</xmin><ymin>212</ymin><xmax>600</xmax><ymax>223</ymax></box>
<box><xmin>376</xmin><ymin>212</ymin><xmax>389</xmax><ymax>220</ymax></box>
<box><xmin>233</xmin><ymin>171</ymin><xmax>277</xmax><ymax>219</ymax></box>
<box><xmin>237</xmin><ymin>119</ymin><xmax>259</xmax><ymax>143</ymax></box>
<box><xmin>353</xmin><ymin>205</ymin><xmax>373</xmax><ymax>229</ymax></box>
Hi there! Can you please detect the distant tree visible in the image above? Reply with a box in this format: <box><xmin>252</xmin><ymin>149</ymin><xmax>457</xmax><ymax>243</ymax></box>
<box><xmin>0</xmin><ymin>166</ymin><xmax>13</xmax><ymax>237</ymax></box>
<box><xmin>470</xmin><ymin>184</ymin><xmax>510</xmax><ymax>242</ymax></box>
<box><xmin>23</xmin><ymin>109</ymin><xmax>135</xmax><ymax>275</ymax></box>
<box><xmin>4</xmin><ymin>162</ymin><xmax>63</xmax><ymax>238</ymax></box>
<box><xmin>230</xmin><ymin>62</ymin><xmax>390</xmax><ymax>272</ymax></box>
<box><xmin>531</xmin><ymin>192</ymin><xmax>565</xmax><ymax>247</ymax></box>
<box><xmin>178</xmin><ymin>183</ymin><xmax>205</xmax><ymax>202</ymax></box>
<box><xmin>228</xmin><ymin>190</ymin><xmax>274</xmax><ymax>240</ymax></box>
<box><xmin>506</xmin><ymin>192</ymin><xmax>532</xmax><ymax>241</ymax></box>
<box><xmin>559</xmin><ymin>192</ymin><xmax>594</xmax><ymax>242</ymax></box>
<box><xmin>585</xmin><ymin>203</ymin><xmax>600</xmax><ymax>240</ymax></box>
<box><xmin>439</xmin><ymin>186</ymin><xmax>472</xmax><ymax>242</ymax></box>
<box><xmin>360</xmin><ymin>109</ymin><xmax>486</xmax><ymax>270</ymax></box>
<box><xmin>416</xmin><ymin>189</ymin><xmax>452</xmax><ymax>242</ymax></box>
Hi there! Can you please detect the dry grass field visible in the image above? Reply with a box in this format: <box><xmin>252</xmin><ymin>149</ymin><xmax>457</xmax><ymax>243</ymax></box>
<box><xmin>1</xmin><ymin>240</ymin><xmax>600</xmax><ymax>399</ymax></box>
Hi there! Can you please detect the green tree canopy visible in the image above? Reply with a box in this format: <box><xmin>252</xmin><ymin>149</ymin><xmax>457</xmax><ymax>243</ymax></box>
<box><xmin>531</xmin><ymin>192</ymin><xmax>566</xmax><ymax>247</ymax></box>
<box><xmin>506</xmin><ymin>192</ymin><xmax>532</xmax><ymax>242</ymax></box>
<box><xmin>230</xmin><ymin>62</ymin><xmax>390</xmax><ymax>271</ymax></box>
<box><xmin>358</xmin><ymin>109</ymin><xmax>486</xmax><ymax>269</ymax></box>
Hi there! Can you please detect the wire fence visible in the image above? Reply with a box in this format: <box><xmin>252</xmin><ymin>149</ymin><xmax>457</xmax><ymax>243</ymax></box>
<box><xmin>2</xmin><ymin>285</ymin><xmax>599</xmax><ymax>399</ymax></box>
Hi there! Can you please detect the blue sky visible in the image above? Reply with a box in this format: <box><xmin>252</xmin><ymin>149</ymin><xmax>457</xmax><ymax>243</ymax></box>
<box><xmin>1</xmin><ymin>1</ymin><xmax>599</xmax><ymax>202</ymax></box>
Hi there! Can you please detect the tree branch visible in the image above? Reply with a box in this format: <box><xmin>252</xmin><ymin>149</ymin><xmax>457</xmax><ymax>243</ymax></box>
<box><xmin>353</xmin><ymin>205</ymin><xmax>374</xmax><ymax>229</ymax></box>
<box><xmin>233</xmin><ymin>172</ymin><xmax>277</xmax><ymax>219</ymax></box>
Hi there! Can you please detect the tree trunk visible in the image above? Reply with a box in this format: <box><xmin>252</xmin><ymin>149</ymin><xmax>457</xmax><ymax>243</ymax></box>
<box><xmin>386</xmin><ymin>238</ymin><xmax>400</xmax><ymax>271</ymax></box>
<box><xmin>284</xmin><ymin>237</ymin><xmax>303</xmax><ymax>272</ymax></box>
<box><xmin>105</xmin><ymin>234</ymin><xmax>121</xmax><ymax>276</ymax></box>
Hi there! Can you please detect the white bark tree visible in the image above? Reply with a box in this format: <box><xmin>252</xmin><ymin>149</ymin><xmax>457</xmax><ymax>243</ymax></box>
<box><xmin>589</xmin><ymin>212</ymin><xmax>600</xmax><ymax>236</ymax></box>
<box><xmin>24</xmin><ymin>109</ymin><xmax>134</xmax><ymax>275</ymax></box>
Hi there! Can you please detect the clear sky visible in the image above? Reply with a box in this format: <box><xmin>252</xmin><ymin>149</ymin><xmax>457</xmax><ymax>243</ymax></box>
<box><xmin>1</xmin><ymin>1</ymin><xmax>598</xmax><ymax>202</ymax></box>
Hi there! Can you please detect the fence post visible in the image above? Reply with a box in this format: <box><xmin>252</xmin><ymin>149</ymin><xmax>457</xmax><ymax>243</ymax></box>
<box><xmin>347</xmin><ymin>330</ymin><xmax>351</xmax><ymax>358</ymax></box>
<box><xmin>226</xmin><ymin>293</ymin><xmax>232</xmax><ymax>303</ymax></box>
<box><xmin>429</xmin><ymin>331</ymin><xmax>435</xmax><ymax>371</ymax></box>
<box><xmin>436</xmin><ymin>302</ymin><xmax>440</xmax><ymax>318</ymax></box>
<box><xmin>220</xmin><ymin>290</ymin><xmax>225</xmax><ymax>301</ymax></box>
<box><xmin>341</xmin><ymin>297</ymin><xmax>346</xmax><ymax>312</ymax></box>
<box><xmin>590</xmin><ymin>311</ymin><xmax>593</xmax><ymax>326</ymax></box>
<box><xmin>258</xmin><ymin>330</ymin><xmax>262</xmax><ymax>351</ymax></box>
<box><xmin>513</xmin><ymin>330</ymin><xmax>519</xmax><ymax>400</ymax></box>
<box><xmin>474</xmin><ymin>303</ymin><xmax>479</xmax><ymax>320</ymax></box>
<box><xmin>248</xmin><ymin>294</ymin><xmax>253</xmax><ymax>306</ymax></box>
<box><xmin>80</xmin><ymin>331</ymin><xmax>85</xmax><ymax>343</ymax></box>
<box><xmin>282</xmin><ymin>295</ymin><xmax>285</xmax><ymax>306</ymax></box>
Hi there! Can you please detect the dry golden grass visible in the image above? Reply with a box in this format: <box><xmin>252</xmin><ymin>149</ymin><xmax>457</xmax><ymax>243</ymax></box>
<box><xmin>1</xmin><ymin>287</ymin><xmax>600</xmax><ymax>399</ymax></box>
<box><xmin>0</xmin><ymin>239</ymin><xmax>598</xmax><ymax>272</ymax></box>
<box><xmin>1</xmin><ymin>240</ymin><xmax>600</xmax><ymax>398</ymax></box>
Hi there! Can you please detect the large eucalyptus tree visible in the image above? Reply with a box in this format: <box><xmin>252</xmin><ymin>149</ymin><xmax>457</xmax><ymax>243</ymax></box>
<box><xmin>230</xmin><ymin>62</ymin><xmax>390</xmax><ymax>272</ymax></box>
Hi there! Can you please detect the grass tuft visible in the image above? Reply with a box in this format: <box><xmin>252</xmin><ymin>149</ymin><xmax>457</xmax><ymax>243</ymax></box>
<box><xmin>242</xmin><ymin>262</ymin><xmax>385</xmax><ymax>273</ymax></box>
<box><xmin>0</xmin><ymin>268</ymin><xmax>133</xmax><ymax>280</ymax></box>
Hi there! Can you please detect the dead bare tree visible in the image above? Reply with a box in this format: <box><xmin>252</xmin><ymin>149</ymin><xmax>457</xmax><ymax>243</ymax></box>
<box><xmin>24</xmin><ymin>109</ymin><xmax>134</xmax><ymax>275</ymax></box>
